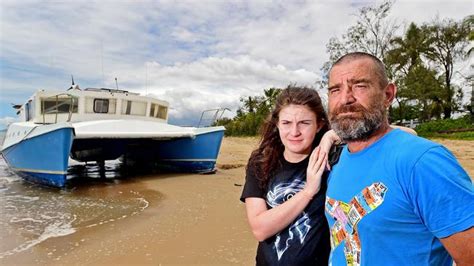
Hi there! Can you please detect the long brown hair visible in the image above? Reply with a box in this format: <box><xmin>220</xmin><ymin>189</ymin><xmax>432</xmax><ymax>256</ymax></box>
<box><xmin>247</xmin><ymin>85</ymin><xmax>329</xmax><ymax>189</ymax></box>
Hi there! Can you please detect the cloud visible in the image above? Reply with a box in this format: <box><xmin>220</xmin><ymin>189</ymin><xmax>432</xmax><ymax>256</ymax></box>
<box><xmin>390</xmin><ymin>0</ymin><xmax>472</xmax><ymax>25</ymax></box>
<box><xmin>0</xmin><ymin>117</ymin><xmax>18</xmax><ymax>130</ymax></box>
<box><xmin>139</xmin><ymin>56</ymin><xmax>319</xmax><ymax>124</ymax></box>
<box><xmin>1</xmin><ymin>0</ymin><xmax>472</xmax><ymax>124</ymax></box>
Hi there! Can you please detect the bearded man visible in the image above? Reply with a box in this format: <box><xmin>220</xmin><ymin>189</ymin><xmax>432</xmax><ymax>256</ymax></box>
<box><xmin>324</xmin><ymin>52</ymin><xmax>473</xmax><ymax>266</ymax></box>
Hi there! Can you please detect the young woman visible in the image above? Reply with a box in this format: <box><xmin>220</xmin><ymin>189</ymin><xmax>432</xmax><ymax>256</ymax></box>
<box><xmin>240</xmin><ymin>86</ymin><xmax>338</xmax><ymax>265</ymax></box>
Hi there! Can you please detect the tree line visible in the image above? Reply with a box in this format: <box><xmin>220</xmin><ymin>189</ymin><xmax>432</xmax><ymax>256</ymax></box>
<box><xmin>215</xmin><ymin>87</ymin><xmax>282</xmax><ymax>136</ymax></box>
<box><xmin>322</xmin><ymin>0</ymin><xmax>472</xmax><ymax>123</ymax></box>
<box><xmin>216</xmin><ymin>0</ymin><xmax>473</xmax><ymax>136</ymax></box>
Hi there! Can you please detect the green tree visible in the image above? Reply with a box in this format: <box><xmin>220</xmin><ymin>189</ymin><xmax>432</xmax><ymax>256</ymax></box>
<box><xmin>263</xmin><ymin>87</ymin><xmax>281</xmax><ymax>110</ymax></box>
<box><xmin>386</xmin><ymin>23</ymin><xmax>432</xmax><ymax>74</ymax></box>
<box><xmin>321</xmin><ymin>0</ymin><xmax>399</xmax><ymax>83</ymax></box>
<box><xmin>241</xmin><ymin>96</ymin><xmax>259</xmax><ymax>114</ymax></box>
<box><xmin>385</xmin><ymin>22</ymin><xmax>437</xmax><ymax>122</ymax></box>
<box><xmin>215</xmin><ymin>87</ymin><xmax>282</xmax><ymax>136</ymax></box>
<box><xmin>464</xmin><ymin>15</ymin><xmax>474</xmax><ymax>56</ymax></box>
<box><xmin>422</xmin><ymin>17</ymin><xmax>471</xmax><ymax>118</ymax></box>
<box><xmin>462</xmin><ymin>15</ymin><xmax>473</xmax><ymax>117</ymax></box>
<box><xmin>403</xmin><ymin>64</ymin><xmax>444</xmax><ymax>121</ymax></box>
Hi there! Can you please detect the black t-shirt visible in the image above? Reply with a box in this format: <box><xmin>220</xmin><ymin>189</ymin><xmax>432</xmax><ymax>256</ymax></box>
<box><xmin>240</xmin><ymin>156</ymin><xmax>330</xmax><ymax>266</ymax></box>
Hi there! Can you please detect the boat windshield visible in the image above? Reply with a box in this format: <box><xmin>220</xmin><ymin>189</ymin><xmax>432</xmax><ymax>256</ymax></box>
<box><xmin>41</xmin><ymin>95</ymin><xmax>78</xmax><ymax>114</ymax></box>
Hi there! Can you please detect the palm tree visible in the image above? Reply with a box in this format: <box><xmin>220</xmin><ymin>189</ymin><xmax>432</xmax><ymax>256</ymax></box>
<box><xmin>386</xmin><ymin>23</ymin><xmax>432</xmax><ymax>74</ymax></box>
<box><xmin>385</xmin><ymin>23</ymin><xmax>433</xmax><ymax>122</ymax></box>
<box><xmin>263</xmin><ymin>88</ymin><xmax>281</xmax><ymax>109</ymax></box>
<box><xmin>241</xmin><ymin>96</ymin><xmax>258</xmax><ymax>113</ymax></box>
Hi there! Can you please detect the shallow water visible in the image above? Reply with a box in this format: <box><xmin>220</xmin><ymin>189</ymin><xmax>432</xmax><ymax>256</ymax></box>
<box><xmin>0</xmin><ymin>156</ymin><xmax>154</xmax><ymax>260</ymax></box>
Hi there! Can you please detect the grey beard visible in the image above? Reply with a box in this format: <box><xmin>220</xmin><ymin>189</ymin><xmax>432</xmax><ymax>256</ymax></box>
<box><xmin>330</xmin><ymin>107</ymin><xmax>386</xmax><ymax>142</ymax></box>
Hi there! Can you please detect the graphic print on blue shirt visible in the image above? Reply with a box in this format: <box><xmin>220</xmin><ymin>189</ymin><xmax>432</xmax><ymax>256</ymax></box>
<box><xmin>325</xmin><ymin>182</ymin><xmax>388</xmax><ymax>266</ymax></box>
<box><xmin>266</xmin><ymin>176</ymin><xmax>311</xmax><ymax>260</ymax></box>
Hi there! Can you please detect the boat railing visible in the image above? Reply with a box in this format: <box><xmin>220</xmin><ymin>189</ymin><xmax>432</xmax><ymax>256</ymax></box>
<box><xmin>197</xmin><ymin>108</ymin><xmax>230</xmax><ymax>127</ymax></box>
<box><xmin>41</xmin><ymin>93</ymin><xmax>77</xmax><ymax>124</ymax></box>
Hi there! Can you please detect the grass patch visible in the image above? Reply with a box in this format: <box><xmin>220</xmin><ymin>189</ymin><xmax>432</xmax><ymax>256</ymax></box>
<box><xmin>416</xmin><ymin>115</ymin><xmax>474</xmax><ymax>140</ymax></box>
<box><xmin>424</xmin><ymin>131</ymin><xmax>474</xmax><ymax>140</ymax></box>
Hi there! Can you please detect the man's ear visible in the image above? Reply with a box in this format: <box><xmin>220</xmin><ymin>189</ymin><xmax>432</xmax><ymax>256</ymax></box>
<box><xmin>384</xmin><ymin>83</ymin><xmax>397</xmax><ymax>108</ymax></box>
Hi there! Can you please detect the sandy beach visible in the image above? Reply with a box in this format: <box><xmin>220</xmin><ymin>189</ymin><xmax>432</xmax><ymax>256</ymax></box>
<box><xmin>1</xmin><ymin>137</ymin><xmax>472</xmax><ymax>265</ymax></box>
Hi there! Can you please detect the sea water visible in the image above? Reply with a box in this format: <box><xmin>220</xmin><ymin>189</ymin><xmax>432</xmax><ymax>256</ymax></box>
<box><xmin>0</xmin><ymin>132</ymin><xmax>153</xmax><ymax>260</ymax></box>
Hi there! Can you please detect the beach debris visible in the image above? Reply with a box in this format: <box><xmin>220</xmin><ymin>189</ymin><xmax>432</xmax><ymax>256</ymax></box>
<box><xmin>217</xmin><ymin>163</ymin><xmax>245</xmax><ymax>170</ymax></box>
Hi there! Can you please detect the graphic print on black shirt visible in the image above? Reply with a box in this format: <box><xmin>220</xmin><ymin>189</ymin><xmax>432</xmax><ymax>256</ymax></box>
<box><xmin>267</xmin><ymin>173</ymin><xmax>310</xmax><ymax>260</ymax></box>
<box><xmin>241</xmin><ymin>157</ymin><xmax>330</xmax><ymax>266</ymax></box>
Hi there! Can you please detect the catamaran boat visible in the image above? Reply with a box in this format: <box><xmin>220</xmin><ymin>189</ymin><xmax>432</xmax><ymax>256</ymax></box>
<box><xmin>1</xmin><ymin>84</ymin><xmax>225</xmax><ymax>187</ymax></box>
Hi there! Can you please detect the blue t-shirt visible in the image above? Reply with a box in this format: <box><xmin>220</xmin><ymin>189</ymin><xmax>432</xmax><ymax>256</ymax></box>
<box><xmin>325</xmin><ymin>129</ymin><xmax>473</xmax><ymax>265</ymax></box>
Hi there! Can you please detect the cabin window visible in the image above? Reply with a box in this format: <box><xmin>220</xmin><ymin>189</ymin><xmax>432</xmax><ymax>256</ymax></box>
<box><xmin>157</xmin><ymin>105</ymin><xmax>167</xmax><ymax>119</ymax></box>
<box><xmin>25</xmin><ymin>102</ymin><xmax>30</xmax><ymax>121</ymax></box>
<box><xmin>41</xmin><ymin>96</ymin><xmax>78</xmax><ymax>114</ymax></box>
<box><xmin>94</xmin><ymin>99</ymin><xmax>109</xmax><ymax>113</ymax></box>
<box><xmin>121</xmin><ymin>100</ymin><xmax>146</xmax><ymax>116</ymax></box>
<box><xmin>28</xmin><ymin>100</ymin><xmax>35</xmax><ymax>121</ymax></box>
<box><xmin>149</xmin><ymin>104</ymin><xmax>155</xmax><ymax>117</ymax></box>
<box><xmin>125</xmin><ymin>101</ymin><xmax>132</xmax><ymax>114</ymax></box>
<box><xmin>85</xmin><ymin>97</ymin><xmax>116</xmax><ymax>114</ymax></box>
<box><xmin>149</xmin><ymin>103</ymin><xmax>167</xmax><ymax>119</ymax></box>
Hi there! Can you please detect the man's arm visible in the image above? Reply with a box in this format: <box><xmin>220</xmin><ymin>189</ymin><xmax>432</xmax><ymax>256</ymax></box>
<box><xmin>408</xmin><ymin>146</ymin><xmax>473</xmax><ymax>264</ymax></box>
<box><xmin>440</xmin><ymin>227</ymin><xmax>474</xmax><ymax>266</ymax></box>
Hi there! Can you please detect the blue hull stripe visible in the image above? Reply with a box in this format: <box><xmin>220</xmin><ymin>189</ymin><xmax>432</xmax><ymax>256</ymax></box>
<box><xmin>160</xmin><ymin>158</ymin><xmax>216</xmax><ymax>162</ymax></box>
<box><xmin>2</xmin><ymin>127</ymin><xmax>74</xmax><ymax>187</ymax></box>
<box><xmin>8</xmin><ymin>167</ymin><xmax>67</xmax><ymax>175</ymax></box>
<box><xmin>15</xmin><ymin>171</ymin><xmax>67</xmax><ymax>187</ymax></box>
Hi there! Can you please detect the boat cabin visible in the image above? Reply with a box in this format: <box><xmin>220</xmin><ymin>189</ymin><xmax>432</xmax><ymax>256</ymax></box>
<box><xmin>17</xmin><ymin>88</ymin><xmax>169</xmax><ymax>124</ymax></box>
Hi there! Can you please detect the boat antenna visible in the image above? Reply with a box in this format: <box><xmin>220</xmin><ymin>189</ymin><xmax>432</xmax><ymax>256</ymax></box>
<box><xmin>71</xmin><ymin>75</ymin><xmax>75</xmax><ymax>85</ymax></box>
<box><xmin>101</xmin><ymin>40</ymin><xmax>105</xmax><ymax>86</ymax></box>
<box><xmin>115</xmin><ymin>77</ymin><xmax>119</xmax><ymax>90</ymax></box>
<box><xmin>145</xmin><ymin>63</ymin><xmax>148</xmax><ymax>95</ymax></box>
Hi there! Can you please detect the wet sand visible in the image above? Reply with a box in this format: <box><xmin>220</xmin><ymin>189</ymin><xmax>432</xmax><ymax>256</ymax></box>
<box><xmin>1</xmin><ymin>137</ymin><xmax>472</xmax><ymax>265</ymax></box>
<box><xmin>1</xmin><ymin>137</ymin><xmax>259</xmax><ymax>265</ymax></box>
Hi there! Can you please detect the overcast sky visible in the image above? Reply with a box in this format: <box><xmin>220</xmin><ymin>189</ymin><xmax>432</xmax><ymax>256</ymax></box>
<box><xmin>0</xmin><ymin>0</ymin><xmax>472</xmax><ymax>128</ymax></box>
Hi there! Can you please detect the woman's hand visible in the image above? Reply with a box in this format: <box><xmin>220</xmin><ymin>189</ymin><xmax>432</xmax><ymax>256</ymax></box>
<box><xmin>303</xmin><ymin>129</ymin><xmax>341</xmax><ymax>197</ymax></box>
<box><xmin>246</xmin><ymin>147</ymin><xmax>326</xmax><ymax>241</ymax></box>
<box><xmin>319</xmin><ymin>129</ymin><xmax>341</xmax><ymax>154</ymax></box>
<box><xmin>303</xmin><ymin>146</ymin><xmax>328</xmax><ymax>198</ymax></box>
<box><xmin>317</xmin><ymin>129</ymin><xmax>341</xmax><ymax>170</ymax></box>
<box><xmin>245</xmin><ymin>148</ymin><xmax>328</xmax><ymax>241</ymax></box>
